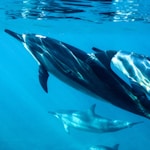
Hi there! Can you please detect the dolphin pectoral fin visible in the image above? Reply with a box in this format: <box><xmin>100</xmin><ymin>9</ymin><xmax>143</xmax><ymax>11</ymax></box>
<box><xmin>38</xmin><ymin>64</ymin><xmax>49</xmax><ymax>93</ymax></box>
<box><xmin>113</xmin><ymin>144</ymin><xmax>119</xmax><ymax>150</ymax></box>
<box><xmin>92</xmin><ymin>47</ymin><xmax>103</xmax><ymax>52</ymax></box>
<box><xmin>63</xmin><ymin>122</ymin><xmax>70</xmax><ymax>134</ymax></box>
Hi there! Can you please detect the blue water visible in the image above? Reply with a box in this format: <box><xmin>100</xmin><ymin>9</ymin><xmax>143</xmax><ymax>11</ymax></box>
<box><xmin>0</xmin><ymin>0</ymin><xmax>150</xmax><ymax>150</ymax></box>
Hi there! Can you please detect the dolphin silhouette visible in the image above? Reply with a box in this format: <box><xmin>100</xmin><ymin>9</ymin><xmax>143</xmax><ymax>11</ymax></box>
<box><xmin>48</xmin><ymin>104</ymin><xmax>143</xmax><ymax>134</ymax></box>
<box><xmin>4</xmin><ymin>29</ymin><xmax>150</xmax><ymax>119</ymax></box>
<box><xmin>88</xmin><ymin>144</ymin><xmax>119</xmax><ymax>150</ymax></box>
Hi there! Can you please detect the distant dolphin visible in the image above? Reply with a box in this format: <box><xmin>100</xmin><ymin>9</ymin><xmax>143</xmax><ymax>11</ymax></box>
<box><xmin>4</xmin><ymin>29</ymin><xmax>150</xmax><ymax>119</ymax></box>
<box><xmin>48</xmin><ymin>104</ymin><xmax>143</xmax><ymax>134</ymax></box>
<box><xmin>88</xmin><ymin>144</ymin><xmax>119</xmax><ymax>150</ymax></box>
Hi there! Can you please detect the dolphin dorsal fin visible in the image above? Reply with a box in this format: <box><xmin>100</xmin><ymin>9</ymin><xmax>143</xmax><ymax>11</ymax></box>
<box><xmin>92</xmin><ymin>47</ymin><xmax>103</xmax><ymax>52</ymax></box>
<box><xmin>38</xmin><ymin>64</ymin><xmax>49</xmax><ymax>93</ymax></box>
<box><xmin>113</xmin><ymin>144</ymin><xmax>119</xmax><ymax>150</ymax></box>
<box><xmin>88</xmin><ymin>104</ymin><xmax>96</xmax><ymax>116</ymax></box>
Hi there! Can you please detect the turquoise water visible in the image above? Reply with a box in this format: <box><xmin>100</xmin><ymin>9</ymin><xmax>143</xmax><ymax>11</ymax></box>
<box><xmin>0</xmin><ymin>0</ymin><xmax>150</xmax><ymax>150</ymax></box>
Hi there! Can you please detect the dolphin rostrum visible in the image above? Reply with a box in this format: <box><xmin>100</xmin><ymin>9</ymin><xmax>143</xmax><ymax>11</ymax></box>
<box><xmin>48</xmin><ymin>104</ymin><xmax>143</xmax><ymax>134</ymax></box>
<box><xmin>4</xmin><ymin>29</ymin><xmax>150</xmax><ymax>119</ymax></box>
<box><xmin>88</xmin><ymin>144</ymin><xmax>119</xmax><ymax>150</ymax></box>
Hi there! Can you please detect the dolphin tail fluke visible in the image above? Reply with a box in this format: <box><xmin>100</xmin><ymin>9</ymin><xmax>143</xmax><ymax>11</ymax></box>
<box><xmin>129</xmin><ymin>121</ymin><xmax>144</xmax><ymax>127</ymax></box>
<box><xmin>113</xmin><ymin>144</ymin><xmax>119</xmax><ymax>150</ymax></box>
<box><xmin>4</xmin><ymin>29</ymin><xmax>24</xmax><ymax>42</ymax></box>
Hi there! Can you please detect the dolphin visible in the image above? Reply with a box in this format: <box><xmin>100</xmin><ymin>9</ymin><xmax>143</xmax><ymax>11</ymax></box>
<box><xmin>88</xmin><ymin>144</ymin><xmax>119</xmax><ymax>150</ymax></box>
<box><xmin>4</xmin><ymin>29</ymin><xmax>150</xmax><ymax>119</ymax></box>
<box><xmin>48</xmin><ymin>104</ymin><xmax>143</xmax><ymax>134</ymax></box>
